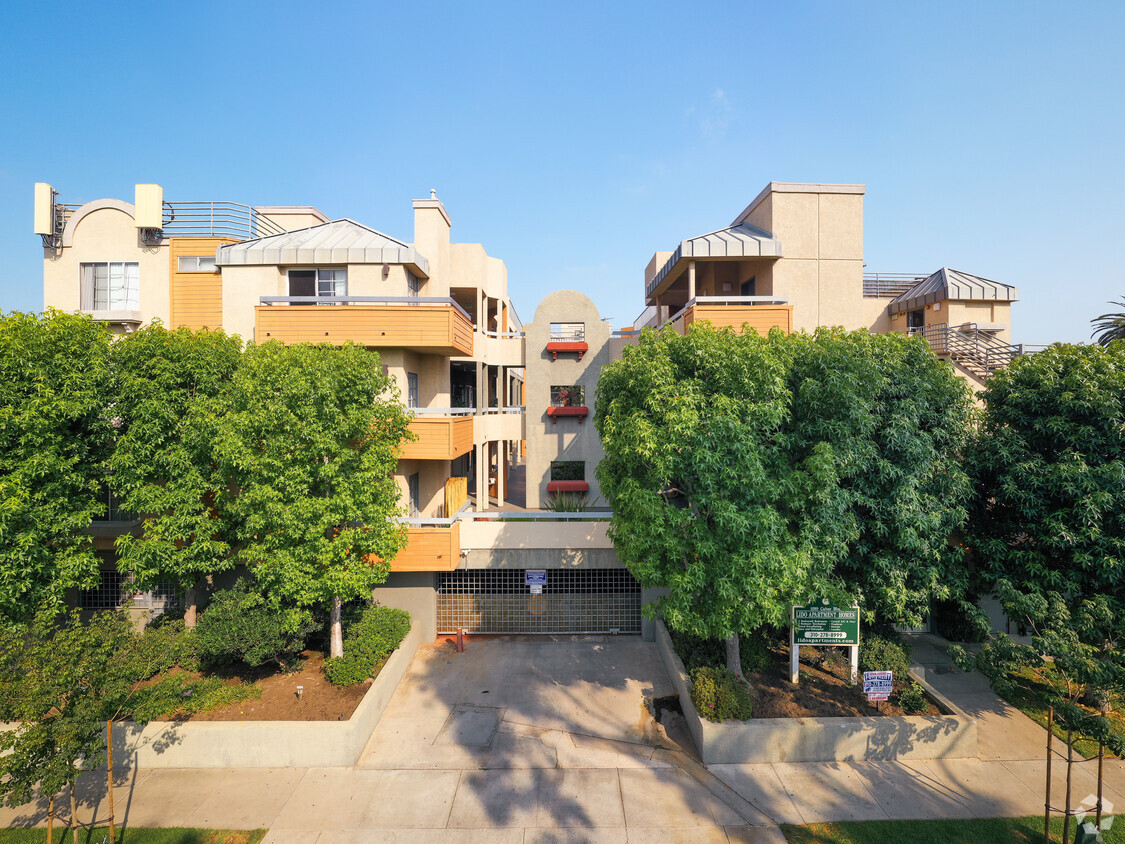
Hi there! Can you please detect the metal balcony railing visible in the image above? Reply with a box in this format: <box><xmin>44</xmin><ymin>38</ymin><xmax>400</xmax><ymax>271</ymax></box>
<box><xmin>259</xmin><ymin>295</ymin><xmax>472</xmax><ymax>320</ymax></box>
<box><xmin>863</xmin><ymin>273</ymin><xmax>926</xmax><ymax>298</ymax></box>
<box><xmin>921</xmin><ymin>322</ymin><xmax>1022</xmax><ymax>376</ymax></box>
<box><xmin>162</xmin><ymin>202</ymin><xmax>287</xmax><ymax>240</ymax></box>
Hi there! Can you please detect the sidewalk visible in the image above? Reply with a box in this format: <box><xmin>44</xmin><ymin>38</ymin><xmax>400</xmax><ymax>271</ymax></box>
<box><xmin>709</xmin><ymin>633</ymin><xmax>1125</xmax><ymax>825</ymax></box>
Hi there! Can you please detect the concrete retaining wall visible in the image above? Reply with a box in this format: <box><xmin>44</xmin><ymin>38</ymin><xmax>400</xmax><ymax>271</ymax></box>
<box><xmin>111</xmin><ymin>618</ymin><xmax>424</xmax><ymax>768</ymax></box>
<box><xmin>655</xmin><ymin>621</ymin><xmax>977</xmax><ymax>764</ymax></box>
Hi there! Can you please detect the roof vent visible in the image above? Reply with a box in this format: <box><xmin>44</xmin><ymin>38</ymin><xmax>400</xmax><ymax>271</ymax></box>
<box><xmin>430</xmin><ymin>188</ymin><xmax>437</xmax><ymax>199</ymax></box>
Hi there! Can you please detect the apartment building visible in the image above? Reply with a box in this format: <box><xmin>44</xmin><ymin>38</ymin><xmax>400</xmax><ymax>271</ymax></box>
<box><xmin>35</xmin><ymin>179</ymin><xmax>1019</xmax><ymax>639</ymax></box>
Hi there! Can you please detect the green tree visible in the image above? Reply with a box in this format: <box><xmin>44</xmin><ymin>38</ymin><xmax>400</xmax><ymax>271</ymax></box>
<box><xmin>0</xmin><ymin>311</ymin><xmax>113</xmax><ymax>621</ymax></box>
<box><xmin>782</xmin><ymin>329</ymin><xmax>975</xmax><ymax>629</ymax></box>
<box><xmin>960</xmin><ymin>343</ymin><xmax>1125</xmax><ymax>744</ymax></box>
<box><xmin>594</xmin><ymin>326</ymin><xmax>843</xmax><ymax>675</ymax></box>
<box><xmin>214</xmin><ymin>341</ymin><xmax>411</xmax><ymax>657</ymax></box>
<box><xmin>108</xmin><ymin>323</ymin><xmax>244</xmax><ymax>625</ymax></box>
<box><xmin>1092</xmin><ymin>299</ymin><xmax>1125</xmax><ymax>346</ymax></box>
<box><xmin>0</xmin><ymin>608</ymin><xmax>142</xmax><ymax>843</ymax></box>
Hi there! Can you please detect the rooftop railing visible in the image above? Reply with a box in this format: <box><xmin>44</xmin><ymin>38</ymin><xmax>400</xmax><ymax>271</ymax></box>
<box><xmin>162</xmin><ymin>201</ymin><xmax>287</xmax><ymax>240</ymax></box>
<box><xmin>862</xmin><ymin>273</ymin><xmax>926</xmax><ymax>298</ymax></box>
<box><xmin>667</xmin><ymin>295</ymin><xmax>789</xmax><ymax>325</ymax></box>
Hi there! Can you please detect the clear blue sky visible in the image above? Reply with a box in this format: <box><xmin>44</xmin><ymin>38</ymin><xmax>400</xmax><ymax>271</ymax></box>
<box><xmin>2</xmin><ymin>0</ymin><xmax>1122</xmax><ymax>344</ymax></box>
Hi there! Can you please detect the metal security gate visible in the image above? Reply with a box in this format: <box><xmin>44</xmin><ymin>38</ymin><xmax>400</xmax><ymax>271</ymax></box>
<box><xmin>436</xmin><ymin>569</ymin><xmax>641</xmax><ymax>634</ymax></box>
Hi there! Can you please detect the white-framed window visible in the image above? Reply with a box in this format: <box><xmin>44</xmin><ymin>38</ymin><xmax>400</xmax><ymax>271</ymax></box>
<box><xmin>80</xmin><ymin>262</ymin><xmax>139</xmax><ymax>311</ymax></box>
<box><xmin>287</xmin><ymin>268</ymin><xmax>347</xmax><ymax>299</ymax></box>
<box><xmin>177</xmin><ymin>255</ymin><xmax>217</xmax><ymax>272</ymax></box>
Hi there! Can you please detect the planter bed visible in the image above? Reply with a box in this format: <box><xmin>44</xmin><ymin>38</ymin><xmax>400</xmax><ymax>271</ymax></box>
<box><xmin>655</xmin><ymin>621</ymin><xmax>977</xmax><ymax>764</ymax></box>
<box><xmin>0</xmin><ymin>619</ymin><xmax>425</xmax><ymax>770</ymax></box>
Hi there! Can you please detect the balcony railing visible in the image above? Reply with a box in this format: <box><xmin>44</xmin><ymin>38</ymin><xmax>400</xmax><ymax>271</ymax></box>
<box><xmin>665</xmin><ymin>296</ymin><xmax>793</xmax><ymax>336</ymax></box>
<box><xmin>162</xmin><ymin>202</ymin><xmax>288</xmax><ymax>240</ymax></box>
<box><xmin>920</xmin><ymin>322</ymin><xmax>1022</xmax><ymax>376</ymax></box>
<box><xmin>862</xmin><ymin>273</ymin><xmax>926</xmax><ymax>298</ymax></box>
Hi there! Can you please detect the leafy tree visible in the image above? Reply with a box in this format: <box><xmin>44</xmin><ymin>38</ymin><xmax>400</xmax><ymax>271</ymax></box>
<box><xmin>959</xmin><ymin>343</ymin><xmax>1125</xmax><ymax>744</ymax></box>
<box><xmin>594</xmin><ymin>326</ymin><xmax>844</xmax><ymax>675</ymax></box>
<box><xmin>0</xmin><ymin>608</ymin><xmax>145</xmax><ymax>843</ymax></box>
<box><xmin>1092</xmin><ymin>299</ymin><xmax>1125</xmax><ymax>346</ymax></box>
<box><xmin>214</xmin><ymin>341</ymin><xmax>411</xmax><ymax>657</ymax></box>
<box><xmin>195</xmin><ymin>578</ymin><xmax>317</xmax><ymax>670</ymax></box>
<box><xmin>781</xmin><ymin>329</ymin><xmax>975</xmax><ymax>629</ymax></box>
<box><xmin>0</xmin><ymin>311</ymin><xmax>113</xmax><ymax>621</ymax></box>
<box><xmin>108</xmin><ymin>323</ymin><xmax>243</xmax><ymax>625</ymax></box>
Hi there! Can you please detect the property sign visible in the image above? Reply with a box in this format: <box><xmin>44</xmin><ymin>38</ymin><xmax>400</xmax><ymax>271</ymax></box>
<box><xmin>529</xmin><ymin>584</ymin><xmax>543</xmax><ymax>595</ymax></box>
<box><xmin>525</xmin><ymin>570</ymin><xmax>547</xmax><ymax>587</ymax></box>
<box><xmin>792</xmin><ymin>602</ymin><xmax>860</xmax><ymax>645</ymax></box>
<box><xmin>864</xmin><ymin>671</ymin><xmax>893</xmax><ymax>701</ymax></box>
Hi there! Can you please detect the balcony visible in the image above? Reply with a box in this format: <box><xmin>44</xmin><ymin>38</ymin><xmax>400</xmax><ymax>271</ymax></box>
<box><xmin>401</xmin><ymin>411</ymin><xmax>474</xmax><ymax>460</ymax></box>
<box><xmin>162</xmin><ymin>201</ymin><xmax>287</xmax><ymax>240</ymax></box>
<box><xmin>256</xmin><ymin>297</ymin><xmax>474</xmax><ymax>355</ymax></box>
<box><xmin>668</xmin><ymin>296</ymin><xmax>792</xmax><ymax>336</ymax></box>
<box><xmin>385</xmin><ymin>522</ymin><xmax>462</xmax><ymax>572</ymax></box>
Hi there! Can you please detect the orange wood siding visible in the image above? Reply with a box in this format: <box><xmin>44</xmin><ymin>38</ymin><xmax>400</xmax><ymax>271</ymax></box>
<box><xmin>169</xmin><ymin>238</ymin><xmax>234</xmax><ymax>330</ymax></box>
<box><xmin>683</xmin><ymin>304</ymin><xmax>793</xmax><ymax>336</ymax></box>
<box><xmin>255</xmin><ymin>304</ymin><xmax>474</xmax><ymax>355</ymax></box>
<box><xmin>388</xmin><ymin>523</ymin><xmax>460</xmax><ymax>572</ymax></box>
<box><xmin>401</xmin><ymin>416</ymin><xmax>474</xmax><ymax>460</ymax></box>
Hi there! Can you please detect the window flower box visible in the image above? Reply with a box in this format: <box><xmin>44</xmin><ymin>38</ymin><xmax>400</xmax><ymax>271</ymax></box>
<box><xmin>546</xmin><ymin>405</ymin><xmax>589</xmax><ymax>423</ymax></box>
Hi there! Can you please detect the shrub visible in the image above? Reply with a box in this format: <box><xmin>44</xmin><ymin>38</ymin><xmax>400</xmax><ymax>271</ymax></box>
<box><xmin>324</xmin><ymin>605</ymin><xmax>411</xmax><ymax>687</ymax></box>
<box><xmin>670</xmin><ymin>627</ymin><xmax>778</xmax><ymax>675</ymax></box>
<box><xmin>690</xmin><ymin>666</ymin><xmax>753</xmax><ymax>722</ymax></box>
<box><xmin>129</xmin><ymin>674</ymin><xmax>261</xmax><ymax>720</ymax></box>
<box><xmin>859</xmin><ymin>633</ymin><xmax>912</xmax><ymax>679</ymax></box>
<box><xmin>195</xmin><ymin>580</ymin><xmax>316</xmax><ymax>670</ymax></box>
<box><xmin>896</xmin><ymin>681</ymin><xmax>929</xmax><ymax>714</ymax></box>
<box><xmin>125</xmin><ymin>617</ymin><xmax>200</xmax><ymax>677</ymax></box>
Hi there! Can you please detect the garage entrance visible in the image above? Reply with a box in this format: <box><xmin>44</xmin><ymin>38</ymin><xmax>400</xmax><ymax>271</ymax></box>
<box><xmin>436</xmin><ymin>568</ymin><xmax>641</xmax><ymax>634</ymax></box>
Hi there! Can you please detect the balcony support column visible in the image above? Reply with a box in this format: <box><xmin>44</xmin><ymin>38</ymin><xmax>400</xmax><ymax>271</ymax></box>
<box><xmin>476</xmin><ymin>362</ymin><xmax>485</xmax><ymax>414</ymax></box>
<box><xmin>688</xmin><ymin>260</ymin><xmax>696</xmax><ymax>301</ymax></box>
<box><xmin>497</xmin><ymin>440</ymin><xmax>506</xmax><ymax>508</ymax></box>
<box><xmin>476</xmin><ymin>442</ymin><xmax>488</xmax><ymax>511</ymax></box>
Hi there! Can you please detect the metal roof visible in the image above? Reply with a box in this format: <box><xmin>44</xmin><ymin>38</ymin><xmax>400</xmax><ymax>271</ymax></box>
<box><xmin>647</xmin><ymin>222</ymin><xmax>782</xmax><ymax>298</ymax></box>
<box><xmin>888</xmin><ymin>267</ymin><xmax>1018</xmax><ymax>314</ymax></box>
<box><xmin>216</xmin><ymin>219</ymin><xmax>429</xmax><ymax>277</ymax></box>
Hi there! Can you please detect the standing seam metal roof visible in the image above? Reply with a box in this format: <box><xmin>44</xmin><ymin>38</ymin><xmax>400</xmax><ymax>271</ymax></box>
<box><xmin>215</xmin><ymin>218</ymin><xmax>430</xmax><ymax>277</ymax></box>
<box><xmin>888</xmin><ymin>267</ymin><xmax>1018</xmax><ymax>314</ymax></box>
<box><xmin>647</xmin><ymin>222</ymin><xmax>782</xmax><ymax>298</ymax></box>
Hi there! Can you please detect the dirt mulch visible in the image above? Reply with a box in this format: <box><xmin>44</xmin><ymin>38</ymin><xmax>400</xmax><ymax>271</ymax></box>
<box><xmin>155</xmin><ymin>650</ymin><xmax>375</xmax><ymax>722</ymax></box>
<box><xmin>747</xmin><ymin>646</ymin><xmax>942</xmax><ymax>718</ymax></box>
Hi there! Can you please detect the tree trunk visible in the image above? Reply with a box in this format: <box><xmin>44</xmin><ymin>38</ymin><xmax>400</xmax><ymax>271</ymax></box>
<box><xmin>107</xmin><ymin>718</ymin><xmax>116</xmax><ymax>843</ymax></box>
<box><xmin>330</xmin><ymin>595</ymin><xmax>344</xmax><ymax>659</ymax></box>
<box><xmin>183</xmin><ymin>582</ymin><xmax>198</xmax><ymax>629</ymax></box>
<box><xmin>726</xmin><ymin>633</ymin><xmax>743</xmax><ymax>677</ymax></box>
<box><xmin>69</xmin><ymin>782</ymin><xmax>78</xmax><ymax>844</ymax></box>
<box><xmin>1083</xmin><ymin>686</ymin><xmax>1112</xmax><ymax>715</ymax></box>
<box><xmin>47</xmin><ymin>795</ymin><xmax>53</xmax><ymax>844</ymax></box>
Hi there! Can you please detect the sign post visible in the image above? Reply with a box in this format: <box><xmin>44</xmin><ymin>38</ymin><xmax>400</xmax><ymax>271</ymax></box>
<box><xmin>791</xmin><ymin>600</ymin><xmax>861</xmax><ymax>685</ymax></box>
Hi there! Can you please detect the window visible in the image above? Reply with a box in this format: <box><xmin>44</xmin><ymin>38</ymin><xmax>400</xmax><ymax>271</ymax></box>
<box><xmin>80</xmin><ymin>262</ymin><xmax>139</xmax><ymax>311</ymax></box>
<box><xmin>287</xmin><ymin>268</ymin><xmax>347</xmax><ymax>299</ymax></box>
<box><xmin>740</xmin><ymin>276</ymin><xmax>756</xmax><ymax>297</ymax></box>
<box><xmin>549</xmin><ymin>322</ymin><xmax>585</xmax><ymax>342</ymax></box>
<box><xmin>550</xmin><ymin>461</ymin><xmax>585</xmax><ymax>482</ymax></box>
<box><xmin>407</xmin><ymin>270</ymin><xmax>421</xmax><ymax>297</ymax></box>
<box><xmin>407</xmin><ymin>372</ymin><xmax>419</xmax><ymax>408</ymax></box>
<box><xmin>407</xmin><ymin>473</ymin><xmax>421</xmax><ymax>517</ymax></box>
<box><xmin>550</xmin><ymin>385</ymin><xmax>585</xmax><ymax>407</ymax></box>
<box><xmin>92</xmin><ymin>486</ymin><xmax>137</xmax><ymax>523</ymax></box>
<box><xmin>79</xmin><ymin>551</ymin><xmax>179</xmax><ymax>611</ymax></box>
<box><xmin>177</xmin><ymin>255</ymin><xmax>217</xmax><ymax>272</ymax></box>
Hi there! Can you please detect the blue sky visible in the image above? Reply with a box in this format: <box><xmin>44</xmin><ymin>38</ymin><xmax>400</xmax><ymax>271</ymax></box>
<box><xmin>1</xmin><ymin>0</ymin><xmax>1121</xmax><ymax>344</ymax></box>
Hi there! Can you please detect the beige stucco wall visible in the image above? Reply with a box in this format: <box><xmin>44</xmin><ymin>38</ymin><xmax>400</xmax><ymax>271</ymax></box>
<box><xmin>380</xmin><ymin>349</ymin><xmax>450</xmax><ymax>408</ymax></box>
<box><xmin>44</xmin><ymin>202</ymin><xmax>171</xmax><ymax>326</ymax></box>
<box><xmin>524</xmin><ymin>290</ymin><xmax>611</xmax><ymax>509</ymax></box>
<box><xmin>395</xmin><ymin>458</ymin><xmax>448</xmax><ymax>518</ymax></box>
<box><xmin>412</xmin><ymin>202</ymin><xmax>452</xmax><ymax>298</ymax></box>
<box><xmin>220</xmin><ymin>264</ymin><xmax>286</xmax><ymax>342</ymax></box>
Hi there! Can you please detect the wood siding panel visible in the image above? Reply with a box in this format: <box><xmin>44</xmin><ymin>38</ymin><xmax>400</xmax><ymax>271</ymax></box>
<box><xmin>400</xmin><ymin>416</ymin><xmax>474</xmax><ymax>460</ymax></box>
<box><xmin>255</xmin><ymin>304</ymin><xmax>473</xmax><ymax>355</ymax></box>
<box><xmin>389</xmin><ymin>523</ymin><xmax>460</xmax><ymax>572</ymax></box>
<box><xmin>169</xmin><ymin>238</ymin><xmax>233</xmax><ymax>330</ymax></box>
<box><xmin>685</xmin><ymin>304</ymin><xmax>793</xmax><ymax>336</ymax></box>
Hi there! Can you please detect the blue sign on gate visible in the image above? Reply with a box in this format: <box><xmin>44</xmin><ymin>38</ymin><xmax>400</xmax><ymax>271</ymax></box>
<box><xmin>525</xmin><ymin>570</ymin><xmax>547</xmax><ymax>587</ymax></box>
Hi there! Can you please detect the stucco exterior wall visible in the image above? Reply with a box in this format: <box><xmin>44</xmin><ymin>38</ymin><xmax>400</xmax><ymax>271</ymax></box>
<box><xmin>524</xmin><ymin>290</ymin><xmax>611</xmax><ymax>509</ymax></box>
<box><xmin>221</xmin><ymin>264</ymin><xmax>285</xmax><ymax>342</ymax></box>
<box><xmin>44</xmin><ymin>202</ymin><xmax>171</xmax><ymax>326</ymax></box>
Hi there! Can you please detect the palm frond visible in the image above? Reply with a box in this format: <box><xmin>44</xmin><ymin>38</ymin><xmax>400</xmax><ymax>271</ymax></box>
<box><xmin>1091</xmin><ymin>299</ymin><xmax>1125</xmax><ymax>346</ymax></box>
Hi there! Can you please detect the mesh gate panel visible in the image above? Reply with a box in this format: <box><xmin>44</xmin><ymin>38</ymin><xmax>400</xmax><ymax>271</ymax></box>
<box><xmin>436</xmin><ymin>569</ymin><xmax>641</xmax><ymax>634</ymax></box>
